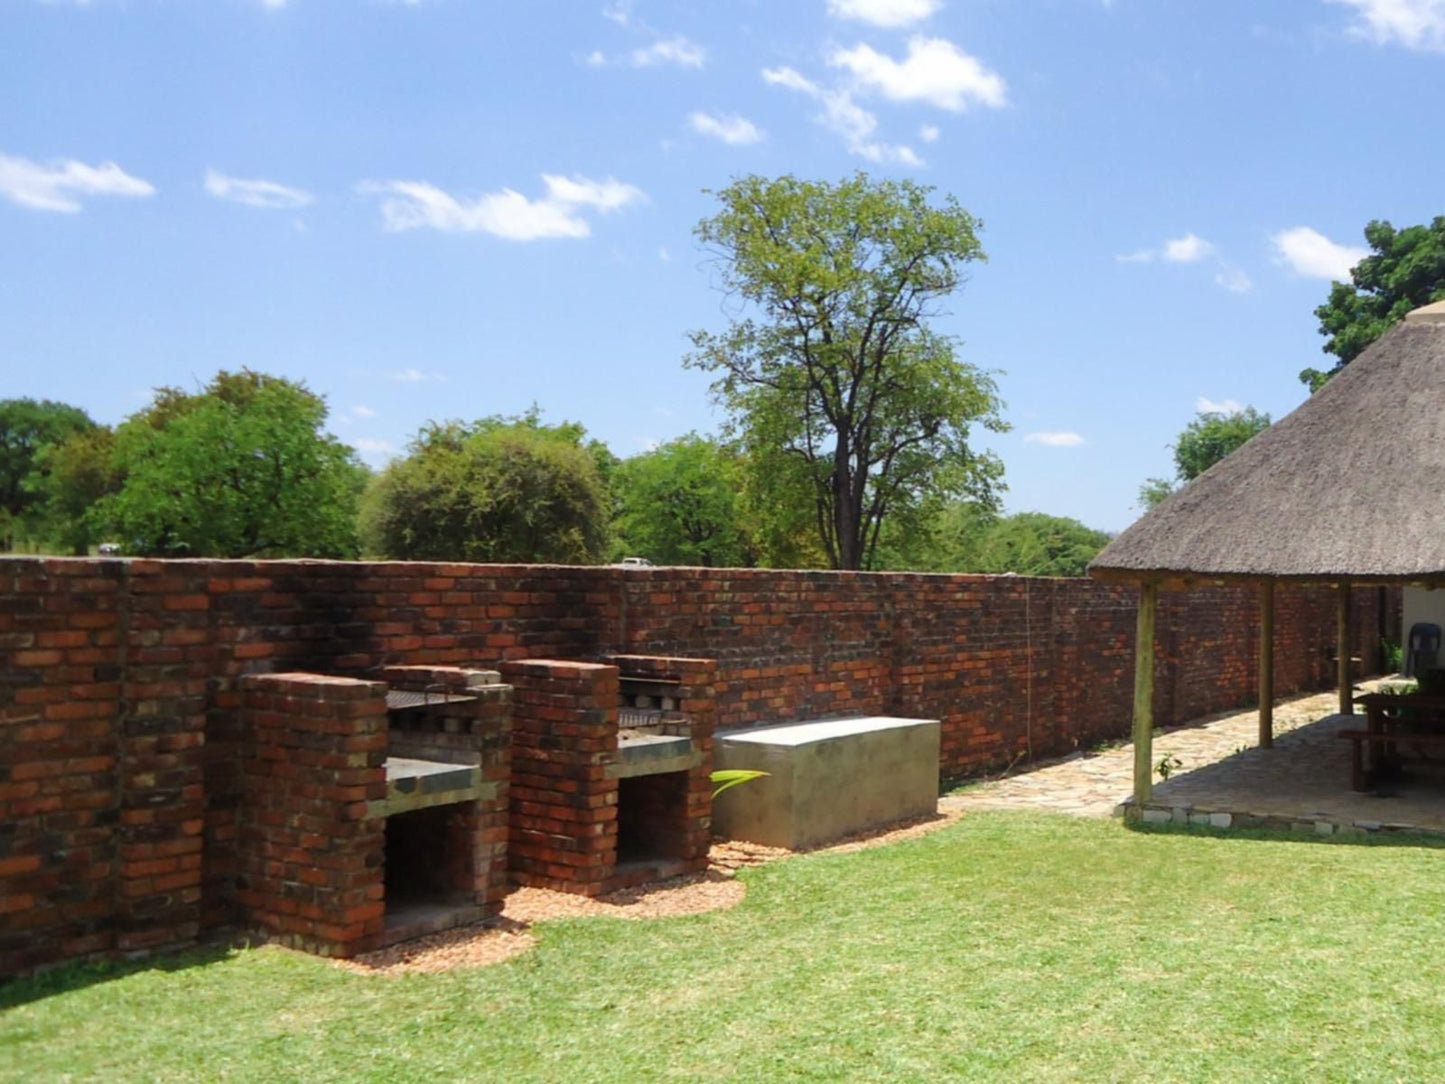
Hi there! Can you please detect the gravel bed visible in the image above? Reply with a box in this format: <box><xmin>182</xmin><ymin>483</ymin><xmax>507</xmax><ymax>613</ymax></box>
<box><xmin>330</xmin><ymin>809</ymin><xmax>965</xmax><ymax>976</ymax></box>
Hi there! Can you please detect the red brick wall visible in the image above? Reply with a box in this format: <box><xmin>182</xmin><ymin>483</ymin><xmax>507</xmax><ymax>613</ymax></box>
<box><xmin>237</xmin><ymin>673</ymin><xmax>387</xmax><ymax>957</ymax></box>
<box><xmin>0</xmin><ymin>556</ymin><xmax>1396</xmax><ymax>975</ymax></box>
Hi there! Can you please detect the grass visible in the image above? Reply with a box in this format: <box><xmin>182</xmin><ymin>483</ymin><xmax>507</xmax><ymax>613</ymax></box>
<box><xmin>5</xmin><ymin>812</ymin><xmax>1445</xmax><ymax>1082</ymax></box>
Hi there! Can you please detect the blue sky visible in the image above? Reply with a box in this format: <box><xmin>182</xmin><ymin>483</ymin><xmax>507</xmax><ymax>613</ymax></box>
<box><xmin>2</xmin><ymin>0</ymin><xmax>1442</xmax><ymax>532</ymax></box>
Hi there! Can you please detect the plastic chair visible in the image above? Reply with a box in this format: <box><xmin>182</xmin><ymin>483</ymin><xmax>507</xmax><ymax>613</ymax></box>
<box><xmin>1405</xmin><ymin>622</ymin><xmax>1442</xmax><ymax>678</ymax></box>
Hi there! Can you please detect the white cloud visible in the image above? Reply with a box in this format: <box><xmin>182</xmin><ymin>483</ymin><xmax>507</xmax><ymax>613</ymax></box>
<box><xmin>390</xmin><ymin>368</ymin><xmax>446</xmax><ymax>383</ymax></box>
<box><xmin>762</xmin><ymin>65</ymin><xmax>921</xmax><ymax>166</ymax></box>
<box><xmin>351</xmin><ymin>438</ymin><xmax>398</xmax><ymax>466</ymax></box>
<box><xmin>629</xmin><ymin>35</ymin><xmax>705</xmax><ymax>68</ymax></box>
<box><xmin>602</xmin><ymin>1</ymin><xmax>632</xmax><ymax>26</ymax></box>
<box><xmin>1162</xmin><ymin>232</ymin><xmax>1215</xmax><ymax>263</ymax></box>
<box><xmin>1115</xmin><ymin>248</ymin><xmax>1155</xmax><ymax>264</ymax></box>
<box><xmin>919</xmin><ymin>123</ymin><xmax>940</xmax><ymax>143</ymax></box>
<box><xmin>1214</xmin><ymin>266</ymin><xmax>1253</xmax><ymax>293</ymax></box>
<box><xmin>0</xmin><ymin>152</ymin><xmax>154</xmax><ymax>213</ymax></box>
<box><xmin>359</xmin><ymin>173</ymin><xmax>644</xmax><ymax>240</ymax></box>
<box><xmin>658</xmin><ymin>246</ymin><xmax>671</xmax><ymax>261</ymax></box>
<box><xmin>827</xmin><ymin>0</ymin><xmax>941</xmax><ymax>27</ymax></box>
<box><xmin>352</xmin><ymin>405</ymin><xmax>377</xmax><ymax>419</ymax></box>
<box><xmin>829</xmin><ymin>36</ymin><xmax>1006</xmax><ymax>110</ymax></box>
<box><xmin>1025</xmin><ymin>431</ymin><xmax>1086</xmax><ymax>447</ymax></box>
<box><xmin>1195</xmin><ymin>397</ymin><xmax>1244</xmax><ymax>415</ymax></box>
<box><xmin>1331</xmin><ymin>0</ymin><xmax>1445</xmax><ymax>51</ymax></box>
<box><xmin>689</xmin><ymin>111</ymin><xmax>765</xmax><ymax>145</ymax></box>
<box><xmin>586</xmin><ymin>49</ymin><xmax>608</xmax><ymax>66</ymax></box>
<box><xmin>1270</xmin><ymin>225</ymin><xmax>1369</xmax><ymax>281</ymax></box>
<box><xmin>204</xmin><ymin>168</ymin><xmax>313</xmax><ymax>210</ymax></box>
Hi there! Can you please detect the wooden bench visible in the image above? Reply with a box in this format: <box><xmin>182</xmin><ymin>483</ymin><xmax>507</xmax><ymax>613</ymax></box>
<box><xmin>1337</xmin><ymin>728</ymin><xmax>1445</xmax><ymax>791</ymax></box>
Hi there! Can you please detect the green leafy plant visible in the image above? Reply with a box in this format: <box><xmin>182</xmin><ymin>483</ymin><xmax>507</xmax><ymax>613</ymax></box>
<box><xmin>1382</xmin><ymin>637</ymin><xmax>1404</xmax><ymax>675</ymax></box>
<box><xmin>710</xmin><ymin>769</ymin><xmax>770</xmax><ymax>799</ymax></box>
<box><xmin>1155</xmin><ymin>754</ymin><xmax>1183</xmax><ymax>781</ymax></box>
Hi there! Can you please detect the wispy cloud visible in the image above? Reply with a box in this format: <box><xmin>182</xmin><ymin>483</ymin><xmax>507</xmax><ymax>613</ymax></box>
<box><xmin>830</xmin><ymin>36</ymin><xmax>1007</xmax><ymax>110</ymax></box>
<box><xmin>352</xmin><ymin>405</ymin><xmax>377</xmax><ymax>419</ymax></box>
<box><xmin>919</xmin><ymin>123</ymin><xmax>941</xmax><ymax>143</ymax></box>
<box><xmin>1330</xmin><ymin>0</ymin><xmax>1445</xmax><ymax>52</ymax></box>
<box><xmin>204</xmin><ymin>168</ymin><xmax>313</xmax><ymax>210</ymax></box>
<box><xmin>630</xmin><ymin>34</ymin><xmax>704</xmax><ymax>67</ymax></box>
<box><xmin>826</xmin><ymin>0</ymin><xmax>941</xmax><ymax>28</ymax></box>
<box><xmin>390</xmin><ymin>368</ymin><xmax>447</xmax><ymax>383</ymax></box>
<box><xmin>0</xmin><ymin>152</ymin><xmax>154</xmax><ymax>213</ymax></box>
<box><xmin>1163</xmin><ymin>232</ymin><xmax>1215</xmax><ymax>263</ymax></box>
<box><xmin>1195</xmin><ymin>396</ymin><xmax>1244</xmax><ymax>415</ymax></box>
<box><xmin>762</xmin><ymin>66</ymin><xmax>921</xmax><ymax>166</ymax></box>
<box><xmin>359</xmin><ymin>173</ymin><xmax>645</xmax><ymax>240</ymax></box>
<box><xmin>1025</xmin><ymin>431</ymin><xmax>1086</xmax><ymax>447</ymax></box>
<box><xmin>1270</xmin><ymin>226</ymin><xmax>1369</xmax><ymax>281</ymax></box>
<box><xmin>1214</xmin><ymin>266</ymin><xmax>1253</xmax><ymax>293</ymax></box>
<box><xmin>689</xmin><ymin>111</ymin><xmax>764</xmax><ymax>145</ymax></box>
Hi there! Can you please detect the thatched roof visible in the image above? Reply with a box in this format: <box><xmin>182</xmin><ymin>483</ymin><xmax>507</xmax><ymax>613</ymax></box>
<box><xmin>1090</xmin><ymin>308</ymin><xmax>1445</xmax><ymax>583</ymax></box>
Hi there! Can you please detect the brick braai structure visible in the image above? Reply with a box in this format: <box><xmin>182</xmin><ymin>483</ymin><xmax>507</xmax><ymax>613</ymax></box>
<box><xmin>502</xmin><ymin>655</ymin><xmax>716</xmax><ymax>896</ymax></box>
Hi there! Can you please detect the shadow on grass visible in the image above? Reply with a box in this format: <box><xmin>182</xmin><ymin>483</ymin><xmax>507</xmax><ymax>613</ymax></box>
<box><xmin>0</xmin><ymin>942</ymin><xmax>238</xmax><ymax>1011</ymax></box>
<box><xmin>1124</xmin><ymin>818</ymin><xmax>1445</xmax><ymax>850</ymax></box>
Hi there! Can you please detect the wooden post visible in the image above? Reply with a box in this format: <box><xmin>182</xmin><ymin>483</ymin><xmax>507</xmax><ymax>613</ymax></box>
<box><xmin>1133</xmin><ymin>580</ymin><xmax>1159</xmax><ymax>806</ymax></box>
<box><xmin>1338</xmin><ymin>581</ymin><xmax>1353</xmax><ymax>716</ymax></box>
<box><xmin>1259</xmin><ymin>579</ymin><xmax>1274</xmax><ymax>748</ymax></box>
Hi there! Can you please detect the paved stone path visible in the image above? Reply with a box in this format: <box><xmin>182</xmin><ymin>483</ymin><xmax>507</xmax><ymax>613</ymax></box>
<box><xmin>941</xmin><ymin>685</ymin><xmax>1386</xmax><ymax>819</ymax></box>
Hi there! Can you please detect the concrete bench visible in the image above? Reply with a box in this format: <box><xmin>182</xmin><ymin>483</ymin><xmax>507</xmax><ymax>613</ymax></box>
<box><xmin>712</xmin><ymin>716</ymin><xmax>940</xmax><ymax>849</ymax></box>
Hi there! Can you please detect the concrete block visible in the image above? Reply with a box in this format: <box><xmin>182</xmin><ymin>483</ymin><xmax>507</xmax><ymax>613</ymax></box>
<box><xmin>1141</xmin><ymin>809</ymin><xmax>1172</xmax><ymax>825</ymax></box>
<box><xmin>1208</xmin><ymin>812</ymin><xmax>1232</xmax><ymax>828</ymax></box>
<box><xmin>712</xmin><ymin>716</ymin><xmax>940</xmax><ymax>849</ymax></box>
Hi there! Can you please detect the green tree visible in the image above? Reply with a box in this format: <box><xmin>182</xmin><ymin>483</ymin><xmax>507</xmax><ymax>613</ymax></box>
<box><xmin>361</xmin><ymin>412</ymin><xmax>611</xmax><ymax>564</ymax></box>
<box><xmin>1138</xmin><ymin>406</ymin><xmax>1271</xmax><ymax>509</ymax></box>
<box><xmin>0</xmin><ymin>398</ymin><xmax>96</xmax><ymax>550</ymax></box>
<box><xmin>612</xmin><ymin>434</ymin><xmax>752</xmax><ymax>567</ymax></box>
<box><xmin>970</xmin><ymin>512</ymin><xmax>1111</xmax><ymax>577</ymax></box>
<box><xmin>1303</xmin><ymin>217</ymin><xmax>1445</xmax><ymax>390</ymax></box>
<box><xmin>98</xmin><ymin>370</ymin><xmax>366</xmax><ymax>558</ymax></box>
<box><xmin>38</xmin><ymin>426</ymin><xmax>121</xmax><ymax>555</ymax></box>
<box><xmin>687</xmin><ymin>173</ymin><xmax>1007</xmax><ymax>570</ymax></box>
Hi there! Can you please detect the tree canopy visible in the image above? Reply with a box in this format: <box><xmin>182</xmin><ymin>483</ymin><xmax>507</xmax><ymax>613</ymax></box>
<box><xmin>361</xmin><ymin>411</ymin><xmax>611</xmax><ymax>564</ymax></box>
<box><xmin>1138</xmin><ymin>406</ymin><xmax>1271</xmax><ymax>510</ymax></box>
<box><xmin>687</xmin><ymin>172</ymin><xmax>1007</xmax><ymax>570</ymax></box>
<box><xmin>0</xmin><ymin>398</ymin><xmax>96</xmax><ymax>550</ymax></box>
<box><xmin>1303</xmin><ymin>216</ymin><xmax>1445</xmax><ymax>390</ymax></box>
<box><xmin>98</xmin><ymin>370</ymin><xmax>365</xmax><ymax>558</ymax></box>
<box><xmin>876</xmin><ymin>501</ymin><xmax>1109</xmax><ymax>577</ymax></box>
<box><xmin>612</xmin><ymin>434</ymin><xmax>753</xmax><ymax>567</ymax></box>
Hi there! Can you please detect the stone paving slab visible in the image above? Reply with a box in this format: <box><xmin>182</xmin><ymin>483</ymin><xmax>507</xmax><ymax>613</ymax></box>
<box><xmin>941</xmin><ymin>683</ymin><xmax>1432</xmax><ymax>825</ymax></box>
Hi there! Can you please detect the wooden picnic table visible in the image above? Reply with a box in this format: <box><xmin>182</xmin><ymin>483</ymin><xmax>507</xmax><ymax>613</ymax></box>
<box><xmin>1339</xmin><ymin>692</ymin><xmax>1445</xmax><ymax>791</ymax></box>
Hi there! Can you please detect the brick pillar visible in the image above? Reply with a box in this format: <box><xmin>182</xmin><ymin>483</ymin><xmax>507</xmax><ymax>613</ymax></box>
<box><xmin>500</xmin><ymin>660</ymin><xmax>619</xmax><ymax>896</ymax></box>
<box><xmin>238</xmin><ymin>673</ymin><xmax>387</xmax><ymax>957</ymax></box>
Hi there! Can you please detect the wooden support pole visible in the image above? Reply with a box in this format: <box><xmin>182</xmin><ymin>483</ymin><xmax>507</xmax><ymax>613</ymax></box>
<box><xmin>1133</xmin><ymin>580</ymin><xmax>1159</xmax><ymax>806</ymax></box>
<box><xmin>1259</xmin><ymin>579</ymin><xmax>1274</xmax><ymax>748</ymax></box>
<box><xmin>1338</xmin><ymin>581</ymin><xmax>1353</xmax><ymax>716</ymax></box>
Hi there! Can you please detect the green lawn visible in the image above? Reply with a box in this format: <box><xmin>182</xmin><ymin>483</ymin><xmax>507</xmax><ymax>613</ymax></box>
<box><xmin>5</xmin><ymin>813</ymin><xmax>1445</xmax><ymax>1083</ymax></box>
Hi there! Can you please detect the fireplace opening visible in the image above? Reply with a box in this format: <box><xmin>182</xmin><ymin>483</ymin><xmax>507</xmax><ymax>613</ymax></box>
<box><xmin>616</xmin><ymin>770</ymin><xmax>691</xmax><ymax>867</ymax></box>
<box><xmin>384</xmin><ymin>803</ymin><xmax>477</xmax><ymax>926</ymax></box>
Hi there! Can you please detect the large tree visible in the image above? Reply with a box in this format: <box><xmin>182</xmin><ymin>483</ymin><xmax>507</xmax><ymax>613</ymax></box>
<box><xmin>1303</xmin><ymin>216</ymin><xmax>1445</xmax><ymax>390</ymax></box>
<box><xmin>99</xmin><ymin>370</ymin><xmax>366</xmax><ymax>557</ymax></box>
<box><xmin>1138</xmin><ymin>406</ymin><xmax>1270</xmax><ymax>510</ymax></box>
<box><xmin>0</xmin><ymin>398</ymin><xmax>95</xmax><ymax>550</ymax></box>
<box><xmin>361</xmin><ymin>411</ymin><xmax>611</xmax><ymax>564</ymax></box>
<box><xmin>612</xmin><ymin>434</ymin><xmax>753</xmax><ymax>567</ymax></box>
<box><xmin>687</xmin><ymin>173</ymin><xmax>1007</xmax><ymax>570</ymax></box>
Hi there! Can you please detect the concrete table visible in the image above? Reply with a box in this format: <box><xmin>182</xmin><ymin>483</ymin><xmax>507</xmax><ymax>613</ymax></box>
<box><xmin>712</xmin><ymin>716</ymin><xmax>941</xmax><ymax>849</ymax></box>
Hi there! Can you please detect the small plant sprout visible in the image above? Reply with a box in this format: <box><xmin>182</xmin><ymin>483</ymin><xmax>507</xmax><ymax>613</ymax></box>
<box><xmin>1155</xmin><ymin>754</ymin><xmax>1183</xmax><ymax>781</ymax></box>
<box><xmin>710</xmin><ymin>769</ymin><xmax>769</xmax><ymax>799</ymax></box>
